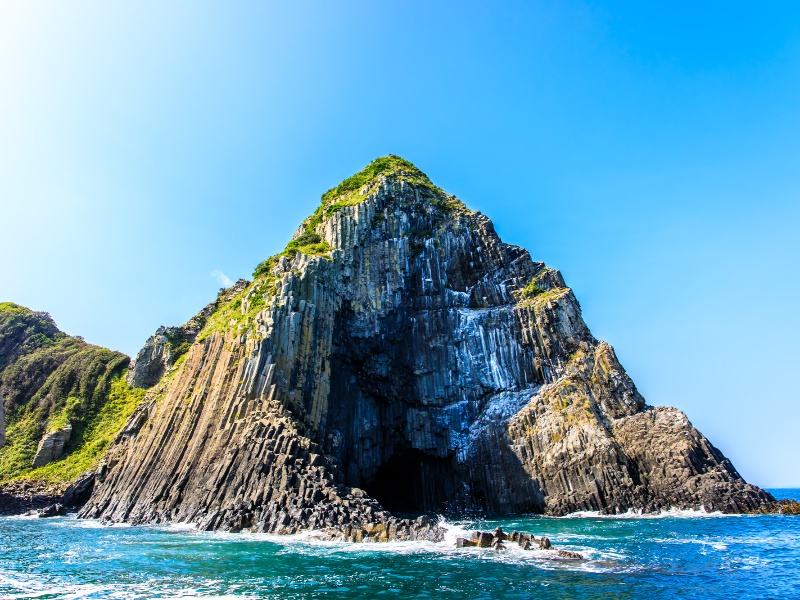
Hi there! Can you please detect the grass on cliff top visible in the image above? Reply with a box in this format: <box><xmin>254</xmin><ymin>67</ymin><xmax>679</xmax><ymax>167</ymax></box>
<box><xmin>197</xmin><ymin>275</ymin><xmax>280</xmax><ymax>342</ymax></box>
<box><xmin>252</xmin><ymin>155</ymin><xmax>460</xmax><ymax>280</ymax></box>
<box><xmin>219</xmin><ymin>156</ymin><xmax>465</xmax><ymax>340</ymax></box>
<box><xmin>0</xmin><ymin>302</ymin><xmax>34</xmax><ymax>316</ymax></box>
<box><xmin>0</xmin><ymin>375</ymin><xmax>145</xmax><ymax>484</ymax></box>
<box><xmin>516</xmin><ymin>286</ymin><xmax>570</xmax><ymax>310</ymax></box>
<box><xmin>321</xmin><ymin>155</ymin><xmax>441</xmax><ymax>205</ymax></box>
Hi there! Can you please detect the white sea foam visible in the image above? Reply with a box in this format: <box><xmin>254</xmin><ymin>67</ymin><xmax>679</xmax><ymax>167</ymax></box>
<box><xmin>0</xmin><ymin>513</ymin><xmax>40</xmax><ymax>521</ymax></box>
<box><xmin>155</xmin><ymin>516</ymin><xmax>628</xmax><ymax>573</ymax></box>
<box><xmin>3</xmin><ymin>514</ymin><xmax>636</xmax><ymax>575</ymax></box>
<box><xmin>562</xmin><ymin>506</ymin><xmax>731</xmax><ymax>519</ymax></box>
<box><xmin>53</xmin><ymin>516</ymin><xmax>132</xmax><ymax>529</ymax></box>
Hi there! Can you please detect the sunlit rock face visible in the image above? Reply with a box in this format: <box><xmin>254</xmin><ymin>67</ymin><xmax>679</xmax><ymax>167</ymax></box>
<box><xmin>32</xmin><ymin>423</ymin><xmax>72</xmax><ymax>467</ymax></box>
<box><xmin>81</xmin><ymin>158</ymin><xmax>772</xmax><ymax>534</ymax></box>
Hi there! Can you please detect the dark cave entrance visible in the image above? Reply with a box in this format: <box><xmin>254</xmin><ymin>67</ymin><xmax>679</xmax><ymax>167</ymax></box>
<box><xmin>363</xmin><ymin>448</ymin><xmax>457</xmax><ymax>513</ymax></box>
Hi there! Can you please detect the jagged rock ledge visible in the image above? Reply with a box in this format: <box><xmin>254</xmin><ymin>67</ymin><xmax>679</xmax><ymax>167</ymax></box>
<box><xmin>0</xmin><ymin>471</ymin><xmax>95</xmax><ymax>516</ymax></box>
<box><xmin>456</xmin><ymin>526</ymin><xmax>583</xmax><ymax>559</ymax></box>
<box><xmin>0</xmin><ymin>480</ymin><xmax>66</xmax><ymax>515</ymax></box>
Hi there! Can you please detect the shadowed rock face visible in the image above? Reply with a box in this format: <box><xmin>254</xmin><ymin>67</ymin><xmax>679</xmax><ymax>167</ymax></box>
<box><xmin>80</xmin><ymin>157</ymin><xmax>772</xmax><ymax>534</ymax></box>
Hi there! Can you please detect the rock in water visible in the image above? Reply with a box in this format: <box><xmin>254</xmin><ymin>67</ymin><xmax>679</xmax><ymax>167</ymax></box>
<box><xmin>38</xmin><ymin>503</ymin><xmax>66</xmax><ymax>518</ymax></box>
<box><xmin>79</xmin><ymin>156</ymin><xmax>774</xmax><ymax>534</ymax></box>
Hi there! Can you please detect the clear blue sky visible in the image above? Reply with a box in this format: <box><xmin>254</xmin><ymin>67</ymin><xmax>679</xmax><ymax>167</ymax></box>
<box><xmin>1</xmin><ymin>1</ymin><xmax>798</xmax><ymax>487</ymax></box>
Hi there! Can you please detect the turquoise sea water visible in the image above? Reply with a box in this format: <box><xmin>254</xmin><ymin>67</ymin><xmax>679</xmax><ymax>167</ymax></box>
<box><xmin>1</xmin><ymin>489</ymin><xmax>798</xmax><ymax>599</ymax></box>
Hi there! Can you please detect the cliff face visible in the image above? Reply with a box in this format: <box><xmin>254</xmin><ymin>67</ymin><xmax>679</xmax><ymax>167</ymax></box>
<box><xmin>81</xmin><ymin>156</ymin><xmax>771</xmax><ymax>534</ymax></box>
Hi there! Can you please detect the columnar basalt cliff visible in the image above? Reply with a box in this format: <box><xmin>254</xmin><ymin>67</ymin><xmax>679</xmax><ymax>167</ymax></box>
<box><xmin>79</xmin><ymin>156</ymin><xmax>772</xmax><ymax>535</ymax></box>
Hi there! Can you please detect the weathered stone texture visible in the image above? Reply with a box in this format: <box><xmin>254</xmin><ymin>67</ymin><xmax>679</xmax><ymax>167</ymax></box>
<box><xmin>82</xmin><ymin>169</ymin><xmax>773</xmax><ymax>534</ymax></box>
<box><xmin>127</xmin><ymin>280</ymin><xmax>249</xmax><ymax>388</ymax></box>
<box><xmin>32</xmin><ymin>423</ymin><xmax>72</xmax><ymax>468</ymax></box>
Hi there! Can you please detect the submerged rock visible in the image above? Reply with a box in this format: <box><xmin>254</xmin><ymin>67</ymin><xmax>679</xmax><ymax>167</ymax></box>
<box><xmin>79</xmin><ymin>156</ymin><xmax>774</xmax><ymax>536</ymax></box>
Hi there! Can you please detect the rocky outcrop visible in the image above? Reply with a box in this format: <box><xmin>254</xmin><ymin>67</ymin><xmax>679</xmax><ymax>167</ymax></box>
<box><xmin>125</xmin><ymin>327</ymin><xmax>172</xmax><ymax>389</ymax></box>
<box><xmin>778</xmin><ymin>500</ymin><xmax>800</xmax><ymax>515</ymax></box>
<box><xmin>0</xmin><ymin>479</ymin><xmax>67</xmax><ymax>515</ymax></box>
<box><xmin>80</xmin><ymin>156</ymin><xmax>774</xmax><ymax>534</ymax></box>
<box><xmin>127</xmin><ymin>280</ymin><xmax>249</xmax><ymax>388</ymax></box>
<box><xmin>456</xmin><ymin>526</ymin><xmax>565</xmax><ymax>553</ymax></box>
<box><xmin>32</xmin><ymin>423</ymin><xmax>72</xmax><ymax>467</ymax></box>
<box><xmin>61</xmin><ymin>471</ymin><xmax>95</xmax><ymax>507</ymax></box>
<box><xmin>38</xmin><ymin>503</ymin><xmax>66</xmax><ymax>518</ymax></box>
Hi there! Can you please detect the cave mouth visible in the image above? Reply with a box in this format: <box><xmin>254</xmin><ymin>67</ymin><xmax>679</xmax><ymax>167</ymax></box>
<box><xmin>363</xmin><ymin>448</ymin><xmax>457</xmax><ymax>513</ymax></box>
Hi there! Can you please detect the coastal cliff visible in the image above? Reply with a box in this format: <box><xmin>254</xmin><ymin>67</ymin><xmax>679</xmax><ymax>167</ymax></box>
<box><xmin>76</xmin><ymin>156</ymin><xmax>772</xmax><ymax>534</ymax></box>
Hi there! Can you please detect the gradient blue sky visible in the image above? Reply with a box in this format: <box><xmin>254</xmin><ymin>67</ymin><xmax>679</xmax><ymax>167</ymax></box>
<box><xmin>1</xmin><ymin>1</ymin><xmax>798</xmax><ymax>486</ymax></box>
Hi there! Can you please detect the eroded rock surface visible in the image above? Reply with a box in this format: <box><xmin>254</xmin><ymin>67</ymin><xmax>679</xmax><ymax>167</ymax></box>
<box><xmin>127</xmin><ymin>280</ymin><xmax>249</xmax><ymax>388</ymax></box>
<box><xmin>81</xmin><ymin>156</ymin><xmax>773</xmax><ymax>535</ymax></box>
<box><xmin>61</xmin><ymin>471</ymin><xmax>95</xmax><ymax>507</ymax></box>
<box><xmin>456</xmin><ymin>526</ymin><xmax>581</xmax><ymax>558</ymax></box>
<box><xmin>32</xmin><ymin>423</ymin><xmax>72</xmax><ymax>467</ymax></box>
<box><xmin>38</xmin><ymin>503</ymin><xmax>66</xmax><ymax>518</ymax></box>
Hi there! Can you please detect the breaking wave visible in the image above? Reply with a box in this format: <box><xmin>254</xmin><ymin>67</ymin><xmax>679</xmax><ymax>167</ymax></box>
<box><xmin>2</xmin><ymin>494</ymin><xmax>799</xmax><ymax>599</ymax></box>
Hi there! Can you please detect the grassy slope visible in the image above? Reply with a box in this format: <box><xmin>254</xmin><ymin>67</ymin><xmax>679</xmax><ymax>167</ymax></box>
<box><xmin>0</xmin><ymin>303</ymin><xmax>145</xmax><ymax>484</ymax></box>
<box><xmin>20</xmin><ymin>375</ymin><xmax>145</xmax><ymax>483</ymax></box>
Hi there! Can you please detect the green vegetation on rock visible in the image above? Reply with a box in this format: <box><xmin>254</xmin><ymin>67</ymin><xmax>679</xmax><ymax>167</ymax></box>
<box><xmin>197</xmin><ymin>275</ymin><xmax>281</xmax><ymax>342</ymax></box>
<box><xmin>0</xmin><ymin>303</ymin><xmax>145</xmax><ymax>484</ymax></box>
<box><xmin>164</xmin><ymin>329</ymin><xmax>191</xmax><ymax>362</ymax></box>
<box><xmin>517</xmin><ymin>279</ymin><xmax>547</xmax><ymax>300</ymax></box>
<box><xmin>321</xmin><ymin>155</ymin><xmax>441</xmax><ymax>205</ymax></box>
<box><xmin>19</xmin><ymin>375</ymin><xmax>145</xmax><ymax>483</ymax></box>
<box><xmin>204</xmin><ymin>156</ymin><xmax>462</xmax><ymax>344</ymax></box>
<box><xmin>516</xmin><ymin>286</ymin><xmax>570</xmax><ymax>310</ymax></box>
<box><xmin>514</xmin><ymin>268</ymin><xmax>569</xmax><ymax>310</ymax></box>
<box><xmin>252</xmin><ymin>155</ymin><xmax>463</xmax><ymax>282</ymax></box>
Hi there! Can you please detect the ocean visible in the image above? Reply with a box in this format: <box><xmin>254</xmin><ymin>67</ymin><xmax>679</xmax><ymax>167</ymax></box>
<box><xmin>1</xmin><ymin>489</ymin><xmax>798</xmax><ymax>599</ymax></box>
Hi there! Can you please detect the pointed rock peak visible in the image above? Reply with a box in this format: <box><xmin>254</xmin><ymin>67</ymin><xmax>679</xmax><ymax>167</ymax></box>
<box><xmin>321</xmin><ymin>155</ymin><xmax>439</xmax><ymax>204</ymax></box>
<box><xmin>249</xmin><ymin>156</ymin><xmax>465</xmax><ymax>280</ymax></box>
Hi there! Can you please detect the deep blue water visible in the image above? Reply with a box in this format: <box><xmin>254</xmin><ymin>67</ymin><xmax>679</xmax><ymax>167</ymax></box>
<box><xmin>1</xmin><ymin>489</ymin><xmax>798</xmax><ymax>599</ymax></box>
